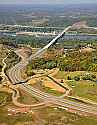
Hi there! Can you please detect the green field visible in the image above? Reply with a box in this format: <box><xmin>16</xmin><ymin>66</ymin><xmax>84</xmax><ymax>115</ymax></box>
<box><xmin>54</xmin><ymin>71</ymin><xmax>97</xmax><ymax>102</ymax></box>
<box><xmin>42</xmin><ymin>86</ymin><xmax>64</xmax><ymax>96</ymax></box>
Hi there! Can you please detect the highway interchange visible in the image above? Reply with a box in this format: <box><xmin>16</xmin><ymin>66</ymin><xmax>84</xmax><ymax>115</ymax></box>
<box><xmin>7</xmin><ymin>26</ymin><xmax>97</xmax><ymax>117</ymax></box>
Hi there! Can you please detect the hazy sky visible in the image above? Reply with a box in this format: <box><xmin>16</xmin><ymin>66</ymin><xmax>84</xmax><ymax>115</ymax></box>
<box><xmin>0</xmin><ymin>0</ymin><xmax>97</xmax><ymax>4</ymax></box>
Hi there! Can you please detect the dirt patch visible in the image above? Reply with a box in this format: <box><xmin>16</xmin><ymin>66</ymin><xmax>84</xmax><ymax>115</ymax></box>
<box><xmin>27</xmin><ymin>79</ymin><xmax>37</xmax><ymax>85</ymax></box>
<box><xmin>42</xmin><ymin>77</ymin><xmax>65</xmax><ymax>93</ymax></box>
<box><xmin>80</xmin><ymin>47</ymin><xmax>93</xmax><ymax>53</ymax></box>
<box><xmin>18</xmin><ymin>89</ymin><xmax>39</xmax><ymax>105</ymax></box>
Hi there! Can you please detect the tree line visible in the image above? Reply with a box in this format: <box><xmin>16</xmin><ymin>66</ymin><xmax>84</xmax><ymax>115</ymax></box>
<box><xmin>26</xmin><ymin>48</ymin><xmax>97</xmax><ymax>73</ymax></box>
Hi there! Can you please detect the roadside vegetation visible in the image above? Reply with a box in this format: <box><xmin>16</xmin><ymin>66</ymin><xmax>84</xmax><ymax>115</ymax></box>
<box><xmin>42</xmin><ymin>86</ymin><xmax>63</xmax><ymax>96</ymax></box>
<box><xmin>27</xmin><ymin>46</ymin><xmax>97</xmax><ymax>72</ymax></box>
<box><xmin>25</xmin><ymin>44</ymin><xmax>97</xmax><ymax>102</ymax></box>
<box><xmin>58</xmin><ymin>49</ymin><xmax>97</xmax><ymax>72</ymax></box>
<box><xmin>0</xmin><ymin>43</ymin><xmax>8</xmax><ymax>65</ymax></box>
<box><xmin>54</xmin><ymin>71</ymin><xmax>97</xmax><ymax>102</ymax></box>
<box><xmin>0</xmin><ymin>92</ymin><xmax>12</xmax><ymax>106</ymax></box>
<box><xmin>5</xmin><ymin>51</ymin><xmax>21</xmax><ymax>70</ymax></box>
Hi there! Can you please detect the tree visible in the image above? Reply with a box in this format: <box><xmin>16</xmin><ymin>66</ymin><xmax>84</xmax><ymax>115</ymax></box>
<box><xmin>26</xmin><ymin>70</ymin><xmax>35</xmax><ymax>76</ymax></box>
<box><xmin>46</xmin><ymin>61</ymin><xmax>57</xmax><ymax>69</ymax></box>
<box><xmin>74</xmin><ymin>76</ymin><xmax>80</xmax><ymax>81</ymax></box>
<box><xmin>0</xmin><ymin>65</ymin><xmax>2</xmax><ymax>72</ymax></box>
<box><xmin>82</xmin><ymin>73</ymin><xmax>96</xmax><ymax>81</ymax></box>
<box><xmin>67</xmin><ymin>76</ymin><xmax>72</xmax><ymax>80</ymax></box>
<box><xmin>88</xmin><ymin>64</ymin><xmax>97</xmax><ymax>72</ymax></box>
<box><xmin>0</xmin><ymin>76</ymin><xmax>2</xmax><ymax>82</ymax></box>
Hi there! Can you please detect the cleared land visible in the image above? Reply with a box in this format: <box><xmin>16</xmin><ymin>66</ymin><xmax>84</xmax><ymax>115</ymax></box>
<box><xmin>41</xmin><ymin>77</ymin><xmax>65</xmax><ymax>93</ymax></box>
<box><xmin>18</xmin><ymin>89</ymin><xmax>39</xmax><ymax>105</ymax></box>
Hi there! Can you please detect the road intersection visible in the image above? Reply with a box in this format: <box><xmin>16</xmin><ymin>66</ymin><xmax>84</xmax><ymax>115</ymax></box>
<box><xmin>7</xmin><ymin>26</ymin><xmax>97</xmax><ymax>117</ymax></box>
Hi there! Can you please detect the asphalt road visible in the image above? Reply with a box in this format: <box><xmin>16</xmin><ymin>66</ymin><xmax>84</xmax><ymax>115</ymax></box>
<box><xmin>7</xmin><ymin>26</ymin><xmax>97</xmax><ymax>116</ymax></box>
<box><xmin>20</xmin><ymin>83</ymin><xmax>97</xmax><ymax>116</ymax></box>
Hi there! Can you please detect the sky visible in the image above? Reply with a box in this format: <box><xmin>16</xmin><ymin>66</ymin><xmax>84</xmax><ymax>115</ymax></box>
<box><xmin>0</xmin><ymin>0</ymin><xmax>97</xmax><ymax>4</ymax></box>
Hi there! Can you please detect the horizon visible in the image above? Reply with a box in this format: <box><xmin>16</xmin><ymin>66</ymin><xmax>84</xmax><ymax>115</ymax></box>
<box><xmin>0</xmin><ymin>3</ymin><xmax>97</xmax><ymax>6</ymax></box>
<box><xmin>0</xmin><ymin>0</ymin><xmax>97</xmax><ymax>5</ymax></box>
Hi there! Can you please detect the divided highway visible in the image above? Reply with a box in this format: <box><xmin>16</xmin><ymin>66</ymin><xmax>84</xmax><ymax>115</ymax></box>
<box><xmin>8</xmin><ymin>26</ymin><xmax>97</xmax><ymax>116</ymax></box>
<box><xmin>8</xmin><ymin>26</ymin><xmax>71</xmax><ymax>84</ymax></box>
<box><xmin>20</xmin><ymin>83</ymin><xmax>97</xmax><ymax>116</ymax></box>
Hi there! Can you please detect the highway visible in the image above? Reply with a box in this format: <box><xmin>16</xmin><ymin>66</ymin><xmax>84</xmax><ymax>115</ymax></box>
<box><xmin>8</xmin><ymin>26</ymin><xmax>71</xmax><ymax>84</ymax></box>
<box><xmin>7</xmin><ymin>26</ymin><xmax>97</xmax><ymax>116</ymax></box>
<box><xmin>20</xmin><ymin>83</ymin><xmax>97</xmax><ymax>116</ymax></box>
<box><xmin>11</xmin><ymin>86</ymin><xmax>46</xmax><ymax>108</ymax></box>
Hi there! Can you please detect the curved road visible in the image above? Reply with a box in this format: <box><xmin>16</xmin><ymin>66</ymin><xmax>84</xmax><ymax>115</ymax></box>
<box><xmin>7</xmin><ymin>26</ymin><xmax>97</xmax><ymax>116</ymax></box>
<box><xmin>1</xmin><ymin>52</ymin><xmax>46</xmax><ymax>108</ymax></box>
